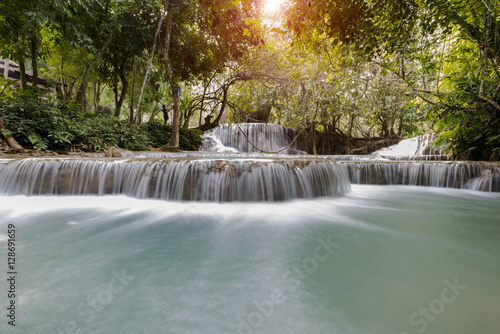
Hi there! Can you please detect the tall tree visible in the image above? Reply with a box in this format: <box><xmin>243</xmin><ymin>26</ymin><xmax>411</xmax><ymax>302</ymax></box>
<box><xmin>0</xmin><ymin>0</ymin><xmax>46</xmax><ymax>89</ymax></box>
<box><xmin>160</xmin><ymin>0</ymin><xmax>265</xmax><ymax>149</ymax></box>
<box><xmin>284</xmin><ymin>0</ymin><xmax>500</xmax><ymax>160</ymax></box>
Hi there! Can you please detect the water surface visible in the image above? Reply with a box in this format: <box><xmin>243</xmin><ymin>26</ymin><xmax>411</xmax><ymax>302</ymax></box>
<box><xmin>1</xmin><ymin>185</ymin><xmax>499</xmax><ymax>334</ymax></box>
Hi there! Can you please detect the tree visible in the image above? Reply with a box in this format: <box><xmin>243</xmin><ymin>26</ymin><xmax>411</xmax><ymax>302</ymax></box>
<box><xmin>159</xmin><ymin>0</ymin><xmax>265</xmax><ymax>150</ymax></box>
<box><xmin>284</xmin><ymin>0</ymin><xmax>500</xmax><ymax>160</ymax></box>
<box><xmin>0</xmin><ymin>0</ymin><xmax>51</xmax><ymax>89</ymax></box>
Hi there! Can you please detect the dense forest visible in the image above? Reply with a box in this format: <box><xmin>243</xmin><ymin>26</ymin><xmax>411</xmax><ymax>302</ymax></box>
<box><xmin>0</xmin><ymin>0</ymin><xmax>499</xmax><ymax>160</ymax></box>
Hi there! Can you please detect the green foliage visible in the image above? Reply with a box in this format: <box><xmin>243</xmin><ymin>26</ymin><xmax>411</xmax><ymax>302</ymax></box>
<box><xmin>0</xmin><ymin>91</ymin><xmax>201</xmax><ymax>152</ymax></box>
<box><xmin>1</xmin><ymin>0</ymin><xmax>498</xmax><ymax>160</ymax></box>
<box><xmin>429</xmin><ymin>84</ymin><xmax>500</xmax><ymax>161</ymax></box>
<box><xmin>178</xmin><ymin>127</ymin><xmax>203</xmax><ymax>151</ymax></box>
<box><xmin>0</xmin><ymin>90</ymin><xmax>74</xmax><ymax>150</ymax></box>
<box><xmin>228</xmin><ymin>42</ymin><xmax>427</xmax><ymax>139</ymax></box>
<box><xmin>76</xmin><ymin>114</ymin><xmax>151</xmax><ymax>152</ymax></box>
<box><xmin>0</xmin><ymin>77</ymin><xmax>16</xmax><ymax>98</ymax></box>
<box><xmin>282</xmin><ymin>0</ymin><xmax>500</xmax><ymax>160</ymax></box>
<box><xmin>142</xmin><ymin>121</ymin><xmax>203</xmax><ymax>151</ymax></box>
<box><xmin>285</xmin><ymin>0</ymin><xmax>375</xmax><ymax>53</ymax></box>
<box><xmin>168</xmin><ymin>0</ymin><xmax>265</xmax><ymax>82</ymax></box>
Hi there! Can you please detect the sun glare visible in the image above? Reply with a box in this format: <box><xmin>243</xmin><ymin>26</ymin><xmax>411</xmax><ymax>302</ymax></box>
<box><xmin>264</xmin><ymin>0</ymin><xmax>283</xmax><ymax>12</ymax></box>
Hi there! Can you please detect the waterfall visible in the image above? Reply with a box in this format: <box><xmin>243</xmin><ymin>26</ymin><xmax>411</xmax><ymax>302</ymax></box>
<box><xmin>0</xmin><ymin>158</ymin><xmax>350</xmax><ymax>201</ymax></box>
<box><xmin>1</xmin><ymin>130</ymin><xmax>498</xmax><ymax>202</ymax></box>
<box><xmin>201</xmin><ymin>123</ymin><xmax>305</xmax><ymax>154</ymax></box>
<box><xmin>371</xmin><ymin>134</ymin><xmax>447</xmax><ymax>160</ymax></box>
<box><xmin>465</xmin><ymin>167</ymin><xmax>500</xmax><ymax>192</ymax></box>
<box><xmin>342</xmin><ymin>161</ymin><xmax>499</xmax><ymax>190</ymax></box>
<box><xmin>1</xmin><ymin>157</ymin><xmax>498</xmax><ymax>202</ymax></box>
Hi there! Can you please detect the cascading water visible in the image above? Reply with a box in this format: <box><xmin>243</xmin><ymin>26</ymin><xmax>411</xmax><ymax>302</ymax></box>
<box><xmin>201</xmin><ymin>123</ymin><xmax>305</xmax><ymax>154</ymax></box>
<box><xmin>342</xmin><ymin>161</ymin><xmax>499</xmax><ymax>190</ymax></box>
<box><xmin>370</xmin><ymin>134</ymin><xmax>448</xmax><ymax>160</ymax></box>
<box><xmin>465</xmin><ymin>167</ymin><xmax>500</xmax><ymax>192</ymax></box>
<box><xmin>0</xmin><ymin>158</ymin><xmax>350</xmax><ymax>201</ymax></box>
<box><xmin>1</xmin><ymin>156</ymin><xmax>497</xmax><ymax>196</ymax></box>
<box><xmin>1</xmin><ymin>129</ymin><xmax>499</xmax><ymax>334</ymax></box>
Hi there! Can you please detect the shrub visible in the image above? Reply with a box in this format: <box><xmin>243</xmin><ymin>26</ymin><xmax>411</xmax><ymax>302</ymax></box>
<box><xmin>1</xmin><ymin>90</ymin><xmax>203</xmax><ymax>152</ymax></box>
<box><xmin>141</xmin><ymin>121</ymin><xmax>203</xmax><ymax>151</ymax></box>
<box><xmin>77</xmin><ymin>115</ymin><xmax>151</xmax><ymax>152</ymax></box>
<box><xmin>0</xmin><ymin>90</ymin><xmax>75</xmax><ymax>150</ymax></box>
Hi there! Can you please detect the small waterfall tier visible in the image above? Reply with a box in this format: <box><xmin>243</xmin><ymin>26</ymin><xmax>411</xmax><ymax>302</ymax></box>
<box><xmin>371</xmin><ymin>134</ymin><xmax>448</xmax><ymax>160</ymax></box>
<box><xmin>0</xmin><ymin>158</ymin><xmax>350</xmax><ymax>201</ymax></box>
<box><xmin>201</xmin><ymin>123</ymin><xmax>305</xmax><ymax>154</ymax></box>
<box><xmin>342</xmin><ymin>161</ymin><xmax>500</xmax><ymax>191</ymax></box>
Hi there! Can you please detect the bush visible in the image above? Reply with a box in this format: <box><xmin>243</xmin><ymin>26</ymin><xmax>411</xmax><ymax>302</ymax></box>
<box><xmin>429</xmin><ymin>79</ymin><xmax>500</xmax><ymax>161</ymax></box>
<box><xmin>0</xmin><ymin>90</ymin><xmax>203</xmax><ymax>152</ymax></box>
<box><xmin>0</xmin><ymin>90</ymin><xmax>76</xmax><ymax>150</ymax></box>
<box><xmin>141</xmin><ymin>121</ymin><xmax>203</xmax><ymax>151</ymax></box>
<box><xmin>77</xmin><ymin>114</ymin><xmax>151</xmax><ymax>152</ymax></box>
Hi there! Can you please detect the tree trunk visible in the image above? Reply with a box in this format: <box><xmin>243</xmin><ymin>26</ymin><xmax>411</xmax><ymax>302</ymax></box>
<box><xmin>397</xmin><ymin>114</ymin><xmax>404</xmax><ymax>137</ymax></box>
<box><xmin>198</xmin><ymin>72</ymin><xmax>219</xmax><ymax>127</ymax></box>
<box><xmin>113</xmin><ymin>69</ymin><xmax>118</xmax><ymax>113</ymax></box>
<box><xmin>60</xmin><ymin>46</ymin><xmax>67</xmax><ymax>102</ymax></box>
<box><xmin>134</xmin><ymin>4</ymin><xmax>167</xmax><ymax>123</ymax></box>
<box><xmin>60</xmin><ymin>44</ymin><xmax>82</xmax><ymax>102</ymax></box>
<box><xmin>198</xmin><ymin>81</ymin><xmax>208</xmax><ymax>127</ymax></box>
<box><xmin>30</xmin><ymin>35</ymin><xmax>38</xmax><ymax>89</ymax></box>
<box><xmin>18</xmin><ymin>58</ymin><xmax>27</xmax><ymax>89</ymax></box>
<box><xmin>129</xmin><ymin>57</ymin><xmax>137</xmax><ymax>122</ymax></box>
<box><xmin>380</xmin><ymin>120</ymin><xmax>388</xmax><ymax>137</ymax></box>
<box><xmin>313</xmin><ymin>129</ymin><xmax>318</xmax><ymax>155</ymax></box>
<box><xmin>75</xmin><ymin>34</ymin><xmax>113</xmax><ymax>111</ymax></box>
<box><xmin>0</xmin><ymin>119</ymin><xmax>24</xmax><ymax>152</ymax></box>
<box><xmin>115</xmin><ymin>71</ymin><xmax>128</xmax><ymax>117</ymax></box>
<box><xmin>390</xmin><ymin>109</ymin><xmax>397</xmax><ymax>137</ymax></box>
<box><xmin>1</xmin><ymin>57</ymin><xmax>8</xmax><ymax>79</ymax></box>
<box><xmin>94</xmin><ymin>82</ymin><xmax>101</xmax><ymax>111</ymax></box>
<box><xmin>148</xmin><ymin>105</ymin><xmax>162</xmax><ymax>123</ymax></box>
<box><xmin>163</xmin><ymin>57</ymin><xmax>181</xmax><ymax>148</ymax></box>
<box><xmin>196</xmin><ymin>86</ymin><xmax>228</xmax><ymax>132</ymax></box>
<box><xmin>183</xmin><ymin>103</ymin><xmax>194</xmax><ymax>128</ymax></box>
<box><xmin>348</xmin><ymin>113</ymin><xmax>355</xmax><ymax>140</ymax></box>
<box><xmin>161</xmin><ymin>4</ymin><xmax>182</xmax><ymax>150</ymax></box>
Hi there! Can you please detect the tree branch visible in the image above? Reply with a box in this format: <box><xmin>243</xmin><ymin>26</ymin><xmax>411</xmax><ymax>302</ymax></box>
<box><xmin>479</xmin><ymin>79</ymin><xmax>500</xmax><ymax>110</ymax></box>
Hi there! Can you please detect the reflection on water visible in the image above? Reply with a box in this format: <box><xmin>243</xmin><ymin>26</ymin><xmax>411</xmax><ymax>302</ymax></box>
<box><xmin>1</xmin><ymin>185</ymin><xmax>499</xmax><ymax>334</ymax></box>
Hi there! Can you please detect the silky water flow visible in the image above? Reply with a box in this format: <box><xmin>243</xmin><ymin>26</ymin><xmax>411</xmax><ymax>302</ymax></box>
<box><xmin>0</xmin><ymin>129</ymin><xmax>499</xmax><ymax>334</ymax></box>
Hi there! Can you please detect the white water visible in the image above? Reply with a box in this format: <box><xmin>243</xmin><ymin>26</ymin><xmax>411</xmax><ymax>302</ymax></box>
<box><xmin>201</xmin><ymin>123</ymin><xmax>305</xmax><ymax>154</ymax></box>
<box><xmin>128</xmin><ymin>133</ymin><xmax>449</xmax><ymax>162</ymax></box>
<box><xmin>1</xmin><ymin>126</ymin><xmax>499</xmax><ymax>334</ymax></box>
<box><xmin>0</xmin><ymin>158</ymin><xmax>351</xmax><ymax>201</ymax></box>
<box><xmin>0</xmin><ymin>157</ymin><xmax>498</xmax><ymax>199</ymax></box>
<box><xmin>1</xmin><ymin>186</ymin><xmax>499</xmax><ymax>334</ymax></box>
<box><xmin>371</xmin><ymin>134</ymin><xmax>447</xmax><ymax>160</ymax></box>
<box><xmin>466</xmin><ymin>168</ymin><xmax>500</xmax><ymax>192</ymax></box>
<box><xmin>342</xmin><ymin>161</ymin><xmax>496</xmax><ymax>190</ymax></box>
<box><xmin>200</xmin><ymin>133</ymin><xmax>240</xmax><ymax>153</ymax></box>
